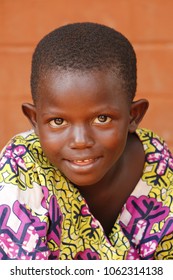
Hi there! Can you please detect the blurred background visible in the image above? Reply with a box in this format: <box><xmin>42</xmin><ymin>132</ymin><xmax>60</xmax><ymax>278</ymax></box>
<box><xmin>0</xmin><ymin>0</ymin><xmax>173</xmax><ymax>150</ymax></box>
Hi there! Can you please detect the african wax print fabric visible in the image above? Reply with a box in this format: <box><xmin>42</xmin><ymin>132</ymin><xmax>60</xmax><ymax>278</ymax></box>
<box><xmin>0</xmin><ymin>128</ymin><xmax>173</xmax><ymax>260</ymax></box>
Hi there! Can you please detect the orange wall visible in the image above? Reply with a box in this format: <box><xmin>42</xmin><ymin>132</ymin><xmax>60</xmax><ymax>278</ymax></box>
<box><xmin>0</xmin><ymin>0</ymin><xmax>173</xmax><ymax>150</ymax></box>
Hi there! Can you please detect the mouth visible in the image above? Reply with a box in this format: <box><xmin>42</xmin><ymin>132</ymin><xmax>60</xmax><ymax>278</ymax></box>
<box><xmin>70</xmin><ymin>158</ymin><xmax>97</xmax><ymax>166</ymax></box>
<box><xmin>64</xmin><ymin>156</ymin><xmax>102</xmax><ymax>171</ymax></box>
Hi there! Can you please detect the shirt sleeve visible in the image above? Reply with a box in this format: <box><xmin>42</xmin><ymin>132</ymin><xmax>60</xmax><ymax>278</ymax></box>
<box><xmin>0</xmin><ymin>138</ymin><xmax>50</xmax><ymax>260</ymax></box>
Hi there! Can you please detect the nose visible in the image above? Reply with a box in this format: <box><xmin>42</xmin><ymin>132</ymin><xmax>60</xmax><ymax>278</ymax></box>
<box><xmin>69</xmin><ymin>125</ymin><xmax>94</xmax><ymax>149</ymax></box>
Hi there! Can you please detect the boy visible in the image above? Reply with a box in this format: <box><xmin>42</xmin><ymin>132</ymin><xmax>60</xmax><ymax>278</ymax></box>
<box><xmin>0</xmin><ymin>22</ymin><xmax>173</xmax><ymax>260</ymax></box>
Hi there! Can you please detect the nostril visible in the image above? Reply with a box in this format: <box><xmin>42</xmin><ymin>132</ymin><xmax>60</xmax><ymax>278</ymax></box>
<box><xmin>69</xmin><ymin>139</ymin><xmax>94</xmax><ymax>149</ymax></box>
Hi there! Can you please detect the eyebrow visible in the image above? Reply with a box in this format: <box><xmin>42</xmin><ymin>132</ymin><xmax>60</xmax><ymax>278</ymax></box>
<box><xmin>41</xmin><ymin>106</ymin><xmax>121</xmax><ymax>117</ymax></box>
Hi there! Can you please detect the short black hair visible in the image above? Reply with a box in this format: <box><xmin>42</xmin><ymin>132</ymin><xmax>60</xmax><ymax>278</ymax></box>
<box><xmin>31</xmin><ymin>22</ymin><xmax>137</xmax><ymax>103</ymax></box>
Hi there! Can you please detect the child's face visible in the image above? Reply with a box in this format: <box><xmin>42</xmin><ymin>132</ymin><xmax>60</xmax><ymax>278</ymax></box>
<box><xmin>25</xmin><ymin>70</ymin><xmax>136</xmax><ymax>186</ymax></box>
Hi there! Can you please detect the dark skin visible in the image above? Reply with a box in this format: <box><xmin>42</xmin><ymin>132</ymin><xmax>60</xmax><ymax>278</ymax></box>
<box><xmin>22</xmin><ymin>70</ymin><xmax>149</xmax><ymax>236</ymax></box>
<box><xmin>80</xmin><ymin>133</ymin><xmax>145</xmax><ymax>234</ymax></box>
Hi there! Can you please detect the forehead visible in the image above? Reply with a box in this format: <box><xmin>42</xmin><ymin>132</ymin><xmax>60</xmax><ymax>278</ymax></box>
<box><xmin>37</xmin><ymin>69</ymin><xmax>127</xmax><ymax>102</ymax></box>
<box><xmin>35</xmin><ymin>70</ymin><xmax>131</xmax><ymax>116</ymax></box>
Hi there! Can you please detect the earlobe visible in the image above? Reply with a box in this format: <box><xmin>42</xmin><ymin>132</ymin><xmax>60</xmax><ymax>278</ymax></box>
<box><xmin>22</xmin><ymin>103</ymin><xmax>38</xmax><ymax>132</ymax></box>
<box><xmin>129</xmin><ymin>99</ymin><xmax>149</xmax><ymax>133</ymax></box>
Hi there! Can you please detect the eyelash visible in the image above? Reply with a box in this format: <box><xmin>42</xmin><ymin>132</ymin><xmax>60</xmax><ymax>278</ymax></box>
<box><xmin>93</xmin><ymin>115</ymin><xmax>112</xmax><ymax>124</ymax></box>
<box><xmin>49</xmin><ymin>118</ymin><xmax>67</xmax><ymax>128</ymax></box>
<box><xmin>49</xmin><ymin>115</ymin><xmax>112</xmax><ymax>128</ymax></box>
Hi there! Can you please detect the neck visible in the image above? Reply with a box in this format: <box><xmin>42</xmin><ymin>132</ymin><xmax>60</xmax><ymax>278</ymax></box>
<box><xmin>75</xmin><ymin>132</ymin><xmax>145</xmax><ymax>235</ymax></box>
<box><xmin>77</xmin><ymin>146</ymin><xmax>126</xmax><ymax>199</ymax></box>
<box><xmin>77</xmin><ymin>132</ymin><xmax>145</xmax><ymax>202</ymax></box>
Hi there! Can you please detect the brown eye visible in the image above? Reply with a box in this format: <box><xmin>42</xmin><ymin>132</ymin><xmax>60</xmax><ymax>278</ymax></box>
<box><xmin>49</xmin><ymin>118</ymin><xmax>67</xmax><ymax>128</ymax></box>
<box><xmin>94</xmin><ymin>115</ymin><xmax>112</xmax><ymax>124</ymax></box>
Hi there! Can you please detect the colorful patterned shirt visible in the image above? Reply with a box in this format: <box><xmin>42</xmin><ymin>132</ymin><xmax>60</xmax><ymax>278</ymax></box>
<box><xmin>0</xmin><ymin>128</ymin><xmax>173</xmax><ymax>260</ymax></box>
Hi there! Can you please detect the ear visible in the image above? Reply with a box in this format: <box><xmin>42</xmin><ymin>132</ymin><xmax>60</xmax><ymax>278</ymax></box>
<box><xmin>22</xmin><ymin>103</ymin><xmax>38</xmax><ymax>133</ymax></box>
<box><xmin>128</xmin><ymin>99</ymin><xmax>149</xmax><ymax>133</ymax></box>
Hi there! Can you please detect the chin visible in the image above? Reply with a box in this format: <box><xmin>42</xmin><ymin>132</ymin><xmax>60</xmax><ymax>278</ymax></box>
<box><xmin>69</xmin><ymin>174</ymin><xmax>104</xmax><ymax>187</ymax></box>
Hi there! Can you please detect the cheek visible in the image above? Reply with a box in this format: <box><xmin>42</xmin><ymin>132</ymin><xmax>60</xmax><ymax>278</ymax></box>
<box><xmin>99</xmin><ymin>127</ymin><xmax>128</xmax><ymax>148</ymax></box>
<box><xmin>98</xmin><ymin>128</ymin><xmax>129</xmax><ymax>162</ymax></box>
<box><xmin>38</xmin><ymin>131</ymin><xmax>65</xmax><ymax>161</ymax></box>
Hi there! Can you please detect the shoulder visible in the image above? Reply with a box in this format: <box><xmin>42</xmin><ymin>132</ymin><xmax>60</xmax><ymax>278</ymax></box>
<box><xmin>136</xmin><ymin>128</ymin><xmax>172</xmax><ymax>157</ymax></box>
<box><xmin>0</xmin><ymin>130</ymin><xmax>55</xmax><ymax>189</ymax></box>
<box><xmin>136</xmin><ymin>128</ymin><xmax>165</xmax><ymax>144</ymax></box>
<box><xmin>1</xmin><ymin>130</ymin><xmax>39</xmax><ymax>155</ymax></box>
<box><xmin>0</xmin><ymin>131</ymin><xmax>68</xmax><ymax>189</ymax></box>
<box><xmin>0</xmin><ymin>130</ymin><xmax>51</xmax><ymax>168</ymax></box>
<box><xmin>137</xmin><ymin>127</ymin><xmax>173</xmax><ymax>188</ymax></box>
